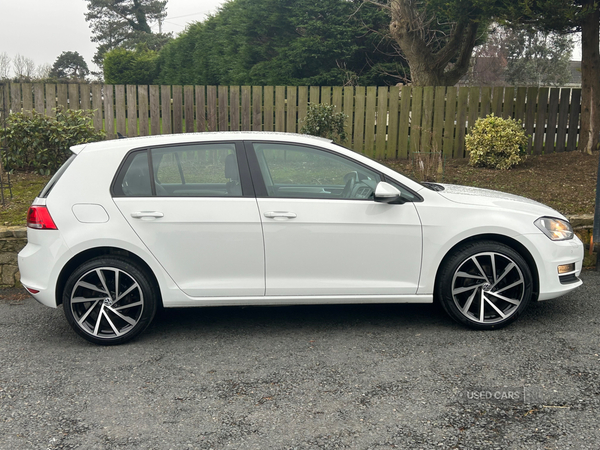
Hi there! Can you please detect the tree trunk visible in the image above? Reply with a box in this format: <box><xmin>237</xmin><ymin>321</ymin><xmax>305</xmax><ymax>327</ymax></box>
<box><xmin>388</xmin><ymin>0</ymin><xmax>478</xmax><ymax>86</ymax></box>
<box><xmin>579</xmin><ymin>1</ymin><xmax>600</xmax><ymax>154</ymax></box>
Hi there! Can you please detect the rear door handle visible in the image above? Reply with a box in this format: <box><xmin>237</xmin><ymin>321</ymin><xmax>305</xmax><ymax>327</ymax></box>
<box><xmin>263</xmin><ymin>211</ymin><xmax>297</xmax><ymax>219</ymax></box>
<box><xmin>131</xmin><ymin>211</ymin><xmax>164</xmax><ymax>220</ymax></box>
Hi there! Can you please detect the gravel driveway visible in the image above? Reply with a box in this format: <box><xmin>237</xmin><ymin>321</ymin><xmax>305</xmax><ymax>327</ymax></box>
<box><xmin>1</xmin><ymin>271</ymin><xmax>599</xmax><ymax>449</ymax></box>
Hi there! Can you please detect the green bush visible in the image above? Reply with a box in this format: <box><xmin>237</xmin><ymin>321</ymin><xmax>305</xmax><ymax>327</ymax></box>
<box><xmin>103</xmin><ymin>47</ymin><xmax>159</xmax><ymax>85</ymax></box>
<box><xmin>465</xmin><ymin>114</ymin><xmax>528</xmax><ymax>170</ymax></box>
<box><xmin>0</xmin><ymin>107</ymin><xmax>105</xmax><ymax>175</ymax></box>
<box><xmin>300</xmin><ymin>103</ymin><xmax>348</xmax><ymax>144</ymax></box>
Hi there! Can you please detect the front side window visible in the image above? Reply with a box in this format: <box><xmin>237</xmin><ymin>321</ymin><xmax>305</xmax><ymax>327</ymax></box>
<box><xmin>253</xmin><ymin>143</ymin><xmax>381</xmax><ymax>200</ymax></box>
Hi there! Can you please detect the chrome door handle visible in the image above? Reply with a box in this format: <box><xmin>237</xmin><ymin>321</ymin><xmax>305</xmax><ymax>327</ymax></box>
<box><xmin>263</xmin><ymin>211</ymin><xmax>297</xmax><ymax>219</ymax></box>
<box><xmin>131</xmin><ymin>211</ymin><xmax>164</xmax><ymax>219</ymax></box>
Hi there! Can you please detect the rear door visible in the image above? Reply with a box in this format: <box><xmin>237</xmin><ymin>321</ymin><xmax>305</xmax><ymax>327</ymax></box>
<box><xmin>112</xmin><ymin>142</ymin><xmax>265</xmax><ymax>297</ymax></box>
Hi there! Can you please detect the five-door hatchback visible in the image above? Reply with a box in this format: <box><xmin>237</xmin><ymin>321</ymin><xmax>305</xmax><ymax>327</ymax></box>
<box><xmin>19</xmin><ymin>132</ymin><xmax>584</xmax><ymax>344</ymax></box>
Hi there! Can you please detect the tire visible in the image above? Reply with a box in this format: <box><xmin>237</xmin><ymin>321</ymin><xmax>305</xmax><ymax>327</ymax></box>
<box><xmin>63</xmin><ymin>256</ymin><xmax>158</xmax><ymax>345</ymax></box>
<box><xmin>436</xmin><ymin>241</ymin><xmax>533</xmax><ymax>330</ymax></box>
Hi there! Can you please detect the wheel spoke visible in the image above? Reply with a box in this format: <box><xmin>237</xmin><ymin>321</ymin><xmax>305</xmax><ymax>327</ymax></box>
<box><xmin>96</xmin><ymin>269</ymin><xmax>112</xmax><ymax>300</ymax></box>
<box><xmin>75</xmin><ymin>281</ymin><xmax>107</xmax><ymax>295</ymax></box>
<box><xmin>494</xmin><ymin>278</ymin><xmax>524</xmax><ymax>295</ymax></box>
<box><xmin>115</xmin><ymin>282</ymin><xmax>139</xmax><ymax>303</ymax></box>
<box><xmin>93</xmin><ymin>304</ymin><xmax>105</xmax><ymax>336</ymax></box>
<box><xmin>453</xmin><ymin>283</ymin><xmax>484</xmax><ymax>295</ymax></box>
<box><xmin>115</xmin><ymin>301</ymin><xmax>143</xmax><ymax>311</ymax></box>
<box><xmin>491</xmin><ymin>254</ymin><xmax>497</xmax><ymax>284</ymax></box>
<box><xmin>460</xmin><ymin>289</ymin><xmax>478</xmax><ymax>315</ymax></box>
<box><xmin>114</xmin><ymin>269</ymin><xmax>120</xmax><ymax>300</ymax></box>
<box><xmin>486</xmin><ymin>291</ymin><xmax>521</xmax><ymax>306</ymax></box>
<box><xmin>472</xmin><ymin>256</ymin><xmax>491</xmax><ymax>284</ymax></box>
<box><xmin>490</xmin><ymin>262</ymin><xmax>516</xmax><ymax>289</ymax></box>
<box><xmin>484</xmin><ymin>294</ymin><xmax>507</xmax><ymax>318</ymax></box>
<box><xmin>77</xmin><ymin>300</ymin><xmax>100</xmax><ymax>325</ymax></box>
<box><xmin>455</xmin><ymin>271</ymin><xmax>488</xmax><ymax>280</ymax></box>
<box><xmin>479</xmin><ymin>290</ymin><xmax>485</xmax><ymax>322</ymax></box>
<box><xmin>106</xmin><ymin>305</ymin><xmax>138</xmax><ymax>326</ymax></box>
<box><xmin>72</xmin><ymin>296</ymin><xmax>106</xmax><ymax>304</ymax></box>
<box><xmin>103</xmin><ymin>309</ymin><xmax>122</xmax><ymax>336</ymax></box>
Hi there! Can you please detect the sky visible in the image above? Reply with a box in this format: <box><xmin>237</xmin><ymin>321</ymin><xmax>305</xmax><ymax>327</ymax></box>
<box><xmin>0</xmin><ymin>0</ymin><xmax>228</xmax><ymax>75</ymax></box>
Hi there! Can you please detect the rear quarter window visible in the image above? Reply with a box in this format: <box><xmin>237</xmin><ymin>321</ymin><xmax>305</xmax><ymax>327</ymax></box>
<box><xmin>111</xmin><ymin>150</ymin><xmax>152</xmax><ymax>197</ymax></box>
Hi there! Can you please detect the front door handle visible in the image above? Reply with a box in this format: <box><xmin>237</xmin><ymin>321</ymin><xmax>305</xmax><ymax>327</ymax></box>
<box><xmin>131</xmin><ymin>211</ymin><xmax>164</xmax><ymax>220</ymax></box>
<box><xmin>263</xmin><ymin>211</ymin><xmax>297</xmax><ymax>219</ymax></box>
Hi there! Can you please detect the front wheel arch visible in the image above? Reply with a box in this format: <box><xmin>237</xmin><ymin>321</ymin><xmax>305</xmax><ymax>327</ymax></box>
<box><xmin>55</xmin><ymin>247</ymin><xmax>163</xmax><ymax>308</ymax></box>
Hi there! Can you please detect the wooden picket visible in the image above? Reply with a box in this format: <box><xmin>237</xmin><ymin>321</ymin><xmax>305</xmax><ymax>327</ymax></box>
<box><xmin>0</xmin><ymin>82</ymin><xmax>584</xmax><ymax>159</ymax></box>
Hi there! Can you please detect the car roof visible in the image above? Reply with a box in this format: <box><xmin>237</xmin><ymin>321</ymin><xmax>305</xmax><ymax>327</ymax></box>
<box><xmin>71</xmin><ymin>132</ymin><xmax>333</xmax><ymax>155</ymax></box>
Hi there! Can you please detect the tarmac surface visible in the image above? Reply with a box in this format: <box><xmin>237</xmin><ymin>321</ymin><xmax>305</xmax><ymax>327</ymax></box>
<box><xmin>0</xmin><ymin>271</ymin><xmax>599</xmax><ymax>449</ymax></box>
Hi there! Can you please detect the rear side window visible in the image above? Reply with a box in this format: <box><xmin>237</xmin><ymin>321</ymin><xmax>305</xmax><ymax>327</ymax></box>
<box><xmin>151</xmin><ymin>143</ymin><xmax>240</xmax><ymax>197</ymax></box>
<box><xmin>112</xmin><ymin>151</ymin><xmax>152</xmax><ymax>197</ymax></box>
<box><xmin>112</xmin><ymin>143</ymin><xmax>242</xmax><ymax>197</ymax></box>
<box><xmin>39</xmin><ymin>154</ymin><xmax>77</xmax><ymax>198</ymax></box>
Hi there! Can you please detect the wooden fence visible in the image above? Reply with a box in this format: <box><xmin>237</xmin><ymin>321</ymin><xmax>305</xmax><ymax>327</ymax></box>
<box><xmin>0</xmin><ymin>83</ymin><xmax>582</xmax><ymax>159</ymax></box>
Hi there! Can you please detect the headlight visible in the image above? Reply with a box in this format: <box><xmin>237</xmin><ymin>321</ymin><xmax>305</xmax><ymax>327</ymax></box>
<box><xmin>534</xmin><ymin>217</ymin><xmax>573</xmax><ymax>241</ymax></box>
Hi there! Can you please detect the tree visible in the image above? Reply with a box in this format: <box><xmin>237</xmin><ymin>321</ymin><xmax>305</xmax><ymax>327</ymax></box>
<box><xmin>103</xmin><ymin>46</ymin><xmax>159</xmax><ymax>84</ymax></box>
<box><xmin>156</xmin><ymin>0</ymin><xmax>405</xmax><ymax>86</ymax></box>
<box><xmin>12</xmin><ymin>54</ymin><xmax>36</xmax><ymax>81</ymax></box>
<box><xmin>50</xmin><ymin>51</ymin><xmax>90</xmax><ymax>81</ymax></box>
<box><xmin>505</xmin><ymin>28</ymin><xmax>573</xmax><ymax>86</ymax></box>
<box><xmin>36</xmin><ymin>63</ymin><xmax>52</xmax><ymax>80</ymax></box>
<box><xmin>85</xmin><ymin>0</ymin><xmax>172</xmax><ymax>65</ymax></box>
<box><xmin>466</xmin><ymin>26</ymin><xmax>509</xmax><ymax>86</ymax></box>
<box><xmin>511</xmin><ymin>0</ymin><xmax>598</xmax><ymax>154</ymax></box>
<box><xmin>383</xmin><ymin>0</ymin><xmax>481</xmax><ymax>85</ymax></box>
<box><xmin>0</xmin><ymin>52</ymin><xmax>11</xmax><ymax>80</ymax></box>
<box><xmin>466</xmin><ymin>25</ymin><xmax>573</xmax><ymax>86</ymax></box>
<box><xmin>370</xmin><ymin>0</ymin><xmax>522</xmax><ymax>85</ymax></box>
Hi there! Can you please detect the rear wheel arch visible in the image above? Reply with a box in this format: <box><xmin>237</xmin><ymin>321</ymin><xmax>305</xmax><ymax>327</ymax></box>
<box><xmin>55</xmin><ymin>247</ymin><xmax>163</xmax><ymax>307</ymax></box>
<box><xmin>434</xmin><ymin>234</ymin><xmax>540</xmax><ymax>303</ymax></box>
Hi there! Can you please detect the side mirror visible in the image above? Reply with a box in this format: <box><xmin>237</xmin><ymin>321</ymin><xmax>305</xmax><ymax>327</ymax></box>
<box><xmin>374</xmin><ymin>181</ymin><xmax>405</xmax><ymax>204</ymax></box>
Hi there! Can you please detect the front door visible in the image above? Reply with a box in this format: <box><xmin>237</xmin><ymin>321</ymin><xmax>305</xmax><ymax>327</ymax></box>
<box><xmin>248</xmin><ymin>142</ymin><xmax>422</xmax><ymax>297</ymax></box>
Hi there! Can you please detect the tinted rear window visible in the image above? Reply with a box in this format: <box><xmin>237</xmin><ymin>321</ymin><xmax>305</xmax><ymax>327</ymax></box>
<box><xmin>39</xmin><ymin>154</ymin><xmax>77</xmax><ymax>198</ymax></box>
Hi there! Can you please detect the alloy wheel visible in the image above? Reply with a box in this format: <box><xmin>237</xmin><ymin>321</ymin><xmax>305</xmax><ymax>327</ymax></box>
<box><xmin>70</xmin><ymin>267</ymin><xmax>145</xmax><ymax>340</ymax></box>
<box><xmin>451</xmin><ymin>251</ymin><xmax>525</xmax><ymax>325</ymax></box>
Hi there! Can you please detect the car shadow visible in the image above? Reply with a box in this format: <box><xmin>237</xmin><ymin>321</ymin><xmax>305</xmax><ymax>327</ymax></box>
<box><xmin>146</xmin><ymin>302</ymin><xmax>451</xmax><ymax>338</ymax></box>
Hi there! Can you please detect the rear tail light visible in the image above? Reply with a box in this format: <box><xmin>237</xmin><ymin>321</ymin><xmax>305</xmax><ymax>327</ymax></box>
<box><xmin>27</xmin><ymin>206</ymin><xmax>58</xmax><ymax>230</ymax></box>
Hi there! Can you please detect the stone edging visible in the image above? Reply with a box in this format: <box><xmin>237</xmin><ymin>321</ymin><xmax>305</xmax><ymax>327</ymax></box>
<box><xmin>0</xmin><ymin>226</ymin><xmax>27</xmax><ymax>287</ymax></box>
<box><xmin>0</xmin><ymin>226</ymin><xmax>27</xmax><ymax>239</ymax></box>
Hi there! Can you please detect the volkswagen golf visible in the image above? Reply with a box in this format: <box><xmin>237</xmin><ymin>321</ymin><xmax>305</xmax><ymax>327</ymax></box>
<box><xmin>19</xmin><ymin>132</ymin><xmax>584</xmax><ymax>345</ymax></box>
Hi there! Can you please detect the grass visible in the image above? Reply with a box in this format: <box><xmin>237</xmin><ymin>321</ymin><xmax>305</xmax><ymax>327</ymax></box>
<box><xmin>0</xmin><ymin>172</ymin><xmax>50</xmax><ymax>226</ymax></box>
<box><xmin>0</xmin><ymin>150</ymin><xmax>597</xmax><ymax>227</ymax></box>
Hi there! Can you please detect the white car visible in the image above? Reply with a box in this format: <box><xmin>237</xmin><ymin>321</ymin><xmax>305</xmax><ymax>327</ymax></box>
<box><xmin>19</xmin><ymin>132</ymin><xmax>584</xmax><ymax>345</ymax></box>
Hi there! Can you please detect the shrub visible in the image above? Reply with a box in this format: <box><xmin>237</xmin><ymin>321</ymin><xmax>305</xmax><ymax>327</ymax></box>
<box><xmin>300</xmin><ymin>103</ymin><xmax>348</xmax><ymax>144</ymax></box>
<box><xmin>0</xmin><ymin>107</ymin><xmax>105</xmax><ymax>174</ymax></box>
<box><xmin>465</xmin><ymin>114</ymin><xmax>528</xmax><ymax>170</ymax></box>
